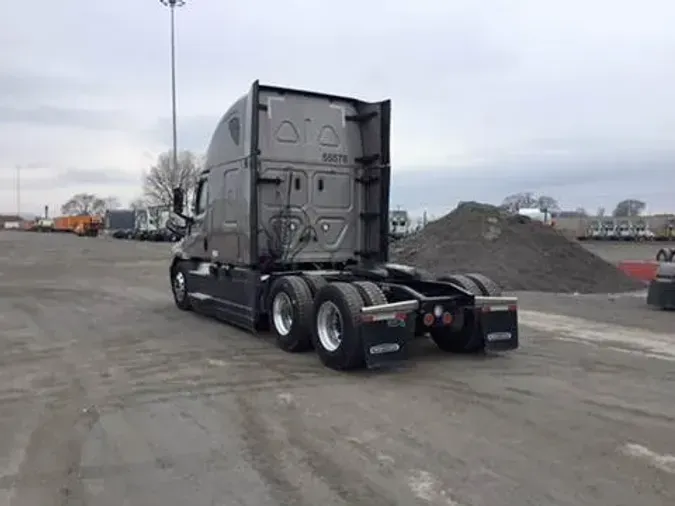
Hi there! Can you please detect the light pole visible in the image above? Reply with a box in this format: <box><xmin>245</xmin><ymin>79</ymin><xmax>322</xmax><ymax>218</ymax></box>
<box><xmin>159</xmin><ymin>0</ymin><xmax>185</xmax><ymax>178</ymax></box>
<box><xmin>15</xmin><ymin>165</ymin><xmax>21</xmax><ymax>218</ymax></box>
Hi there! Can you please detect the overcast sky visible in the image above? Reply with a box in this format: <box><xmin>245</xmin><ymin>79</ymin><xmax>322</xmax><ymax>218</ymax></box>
<box><xmin>1</xmin><ymin>0</ymin><xmax>674</xmax><ymax>218</ymax></box>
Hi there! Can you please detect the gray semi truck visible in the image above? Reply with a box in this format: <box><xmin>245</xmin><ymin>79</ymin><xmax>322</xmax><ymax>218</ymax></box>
<box><xmin>168</xmin><ymin>81</ymin><xmax>520</xmax><ymax>370</ymax></box>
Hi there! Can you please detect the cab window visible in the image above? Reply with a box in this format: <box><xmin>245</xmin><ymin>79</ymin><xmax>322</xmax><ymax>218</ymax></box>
<box><xmin>194</xmin><ymin>180</ymin><xmax>208</xmax><ymax>216</ymax></box>
<box><xmin>228</xmin><ymin>116</ymin><xmax>241</xmax><ymax>145</ymax></box>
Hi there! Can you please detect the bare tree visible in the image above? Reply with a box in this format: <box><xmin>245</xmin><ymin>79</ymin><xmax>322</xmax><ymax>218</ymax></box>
<box><xmin>612</xmin><ymin>199</ymin><xmax>646</xmax><ymax>217</ymax></box>
<box><xmin>102</xmin><ymin>196</ymin><xmax>121</xmax><ymax>211</ymax></box>
<box><xmin>129</xmin><ymin>197</ymin><xmax>147</xmax><ymax>210</ymax></box>
<box><xmin>501</xmin><ymin>192</ymin><xmax>536</xmax><ymax>213</ymax></box>
<box><xmin>142</xmin><ymin>150</ymin><xmax>202</xmax><ymax>208</ymax></box>
<box><xmin>501</xmin><ymin>192</ymin><xmax>559</xmax><ymax>213</ymax></box>
<box><xmin>60</xmin><ymin>193</ymin><xmax>106</xmax><ymax>216</ymax></box>
<box><xmin>596</xmin><ymin>206</ymin><xmax>606</xmax><ymax>217</ymax></box>
<box><xmin>574</xmin><ymin>207</ymin><xmax>588</xmax><ymax>216</ymax></box>
<box><xmin>536</xmin><ymin>195</ymin><xmax>560</xmax><ymax>212</ymax></box>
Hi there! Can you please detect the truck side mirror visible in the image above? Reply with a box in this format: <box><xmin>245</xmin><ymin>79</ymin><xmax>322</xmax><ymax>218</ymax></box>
<box><xmin>172</xmin><ymin>187</ymin><xmax>184</xmax><ymax>216</ymax></box>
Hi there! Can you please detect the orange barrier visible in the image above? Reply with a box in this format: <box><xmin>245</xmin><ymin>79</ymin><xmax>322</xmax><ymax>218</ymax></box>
<box><xmin>617</xmin><ymin>260</ymin><xmax>660</xmax><ymax>283</ymax></box>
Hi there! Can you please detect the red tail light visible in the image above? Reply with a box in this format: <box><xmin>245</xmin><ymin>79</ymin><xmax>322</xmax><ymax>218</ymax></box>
<box><xmin>423</xmin><ymin>313</ymin><xmax>435</xmax><ymax>326</ymax></box>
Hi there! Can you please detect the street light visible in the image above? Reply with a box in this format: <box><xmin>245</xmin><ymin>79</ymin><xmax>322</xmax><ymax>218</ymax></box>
<box><xmin>159</xmin><ymin>0</ymin><xmax>186</xmax><ymax>178</ymax></box>
<box><xmin>15</xmin><ymin>165</ymin><xmax>21</xmax><ymax>218</ymax></box>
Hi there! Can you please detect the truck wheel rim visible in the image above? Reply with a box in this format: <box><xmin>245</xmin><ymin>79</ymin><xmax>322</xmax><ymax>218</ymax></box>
<box><xmin>316</xmin><ymin>301</ymin><xmax>343</xmax><ymax>352</ymax></box>
<box><xmin>173</xmin><ymin>272</ymin><xmax>186</xmax><ymax>302</ymax></box>
<box><xmin>272</xmin><ymin>292</ymin><xmax>294</xmax><ymax>336</ymax></box>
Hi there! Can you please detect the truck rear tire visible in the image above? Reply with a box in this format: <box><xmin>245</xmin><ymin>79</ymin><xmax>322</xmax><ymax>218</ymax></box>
<box><xmin>438</xmin><ymin>274</ymin><xmax>483</xmax><ymax>296</ymax></box>
<box><xmin>312</xmin><ymin>282</ymin><xmax>366</xmax><ymax>370</ymax></box>
<box><xmin>351</xmin><ymin>281</ymin><xmax>387</xmax><ymax>306</ymax></box>
<box><xmin>269</xmin><ymin>276</ymin><xmax>314</xmax><ymax>353</ymax></box>
<box><xmin>302</xmin><ymin>274</ymin><xmax>328</xmax><ymax>296</ymax></box>
<box><xmin>171</xmin><ymin>262</ymin><xmax>193</xmax><ymax>311</ymax></box>
<box><xmin>429</xmin><ymin>309</ymin><xmax>482</xmax><ymax>353</ymax></box>
<box><xmin>464</xmin><ymin>273</ymin><xmax>503</xmax><ymax>296</ymax></box>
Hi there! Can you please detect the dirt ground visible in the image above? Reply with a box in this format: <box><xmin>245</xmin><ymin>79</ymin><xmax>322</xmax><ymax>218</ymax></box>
<box><xmin>0</xmin><ymin>231</ymin><xmax>674</xmax><ymax>506</ymax></box>
<box><xmin>580</xmin><ymin>241</ymin><xmax>675</xmax><ymax>264</ymax></box>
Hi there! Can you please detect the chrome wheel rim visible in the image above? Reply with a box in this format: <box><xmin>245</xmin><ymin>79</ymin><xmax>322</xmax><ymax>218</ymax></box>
<box><xmin>173</xmin><ymin>271</ymin><xmax>186</xmax><ymax>302</ymax></box>
<box><xmin>316</xmin><ymin>301</ymin><xmax>343</xmax><ymax>352</ymax></box>
<box><xmin>272</xmin><ymin>292</ymin><xmax>294</xmax><ymax>336</ymax></box>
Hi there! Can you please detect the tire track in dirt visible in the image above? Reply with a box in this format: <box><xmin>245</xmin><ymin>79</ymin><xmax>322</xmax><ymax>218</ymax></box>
<box><xmin>8</xmin><ymin>379</ymin><xmax>100</xmax><ymax>506</ymax></box>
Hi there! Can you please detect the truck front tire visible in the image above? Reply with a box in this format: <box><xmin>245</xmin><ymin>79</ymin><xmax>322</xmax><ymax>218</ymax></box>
<box><xmin>269</xmin><ymin>276</ymin><xmax>314</xmax><ymax>353</ymax></box>
<box><xmin>312</xmin><ymin>282</ymin><xmax>366</xmax><ymax>370</ymax></box>
<box><xmin>171</xmin><ymin>262</ymin><xmax>193</xmax><ymax>311</ymax></box>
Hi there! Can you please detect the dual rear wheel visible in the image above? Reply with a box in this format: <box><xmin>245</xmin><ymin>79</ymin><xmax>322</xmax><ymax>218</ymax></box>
<box><xmin>431</xmin><ymin>272</ymin><xmax>503</xmax><ymax>353</ymax></box>
<box><xmin>172</xmin><ymin>262</ymin><xmax>503</xmax><ymax>367</ymax></box>
<box><xmin>268</xmin><ymin>276</ymin><xmax>386</xmax><ymax>370</ymax></box>
<box><xmin>269</xmin><ymin>271</ymin><xmax>503</xmax><ymax>368</ymax></box>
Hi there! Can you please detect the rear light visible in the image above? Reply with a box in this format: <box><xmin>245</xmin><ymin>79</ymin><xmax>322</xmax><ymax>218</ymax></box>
<box><xmin>441</xmin><ymin>312</ymin><xmax>453</xmax><ymax>325</ymax></box>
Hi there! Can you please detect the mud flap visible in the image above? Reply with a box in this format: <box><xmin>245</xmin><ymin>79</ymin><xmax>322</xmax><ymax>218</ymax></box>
<box><xmin>647</xmin><ymin>263</ymin><xmax>675</xmax><ymax>309</ymax></box>
<box><xmin>359</xmin><ymin>312</ymin><xmax>414</xmax><ymax>368</ymax></box>
<box><xmin>478</xmin><ymin>308</ymin><xmax>519</xmax><ymax>351</ymax></box>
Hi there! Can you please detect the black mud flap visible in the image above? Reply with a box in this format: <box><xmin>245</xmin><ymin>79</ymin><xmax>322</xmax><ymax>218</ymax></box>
<box><xmin>647</xmin><ymin>263</ymin><xmax>675</xmax><ymax>309</ymax></box>
<box><xmin>647</xmin><ymin>282</ymin><xmax>675</xmax><ymax>309</ymax></box>
<box><xmin>359</xmin><ymin>313</ymin><xmax>414</xmax><ymax>368</ymax></box>
<box><xmin>478</xmin><ymin>308</ymin><xmax>519</xmax><ymax>351</ymax></box>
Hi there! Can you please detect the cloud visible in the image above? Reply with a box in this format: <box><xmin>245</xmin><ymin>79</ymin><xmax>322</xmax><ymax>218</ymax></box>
<box><xmin>2</xmin><ymin>0</ymin><xmax>675</xmax><ymax>215</ymax></box>
<box><xmin>0</xmin><ymin>166</ymin><xmax>141</xmax><ymax>217</ymax></box>
<box><xmin>391</xmin><ymin>149</ymin><xmax>675</xmax><ymax>217</ymax></box>
<box><xmin>0</xmin><ymin>167</ymin><xmax>138</xmax><ymax>190</ymax></box>
<box><xmin>143</xmin><ymin>115</ymin><xmax>220</xmax><ymax>152</ymax></box>
<box><xmin>0</xmin><ymin>105</ymin><xmax>131</xmax><ymax>131</ymax></box>
<box><xmin>53</xmin><ymin>168</ymin><xmax>140</xmax><ymax>186</ymax></box>
<box><xmin>0</xmin><ymin>69</ymin><xmax>111</xmax><ymax>104</ymax></box>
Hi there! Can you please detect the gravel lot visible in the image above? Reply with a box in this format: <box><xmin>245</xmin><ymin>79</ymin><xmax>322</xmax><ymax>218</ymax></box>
<box><xmin>1</xmin><ymin>231</ymin><xmax>674</xmax><ymax>506</ymax></box>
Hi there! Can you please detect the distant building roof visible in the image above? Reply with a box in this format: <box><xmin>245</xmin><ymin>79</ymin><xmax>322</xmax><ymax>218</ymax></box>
<box><xmin>555</xmin><ymin>211</ymin><xmax>586</xmax><ymax>218</ymax></box>
<box><xmin>0</xmin><ymin>214</ymin><xmax>23</xmax><ymax>222</ymax></box>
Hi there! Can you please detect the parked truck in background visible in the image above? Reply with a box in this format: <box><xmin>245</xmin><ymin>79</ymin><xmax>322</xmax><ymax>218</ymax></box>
<box><xmin>517</xmin><ymin>207</ymin><xmax>552</xmax><ymax>225</ymax></box>
<box><xmin>53</xmin><ymin>215</ymin><xmax>102</xmax><ymax>236</ymax></box>
<box><xmin>36</xmin><ymin>218</ymin><xmax>54</xmax><ymax>232</ymax></box>
<box><xmin>167</xmin><ymin>81</ymin><xmax>519</xmax><ymax>371</ymax></box>
<box><xmin>650</xmin><ymin>215</ymin><xmax>675</xmax><ymax>241</ymax></box>
<box><xmin>105</xmin><ymin>209</ymin><xmax>136</xmax><ymax>233</ymax></box>
<box><xmin>389</xmin><ymin>209</ymin><xmax>411</xmax><ymax>240</ymax></box>
<box><xmin>3</xmin><ymin>221</ymin><xmax>21</xmax><ymax>230</ymax></box>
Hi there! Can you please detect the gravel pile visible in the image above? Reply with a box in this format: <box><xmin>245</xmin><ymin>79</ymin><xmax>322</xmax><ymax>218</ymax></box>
<box><xmin>390</xmin><ymin>202</ymin><xmax>644</xmax><ymax>293</ymax></box>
